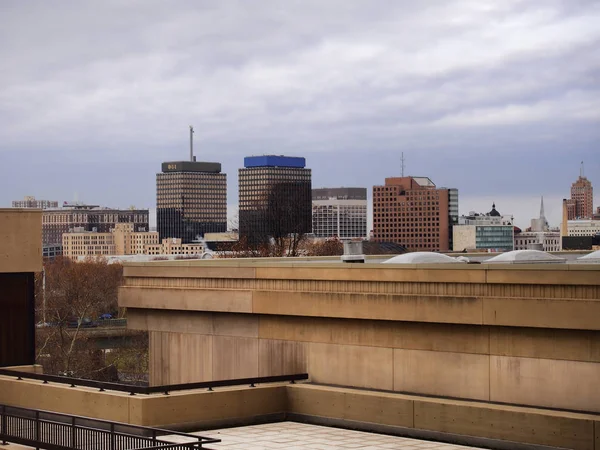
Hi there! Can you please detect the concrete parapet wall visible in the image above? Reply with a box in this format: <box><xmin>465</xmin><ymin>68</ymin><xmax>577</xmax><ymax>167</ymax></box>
<box><xmin>2</xmin><ymin>375</ymin><xmax>599</xmax><ymax>450</ymax></box>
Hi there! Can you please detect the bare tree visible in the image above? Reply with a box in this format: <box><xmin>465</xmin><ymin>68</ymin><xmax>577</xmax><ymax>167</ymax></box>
<box><xmin>305</xmin><ymin>237</ymin><xmax>344</xmax><ymax>256</ymax></box>
<box><xmin>35</xmin><ymin>257</ymin><xmax>125</xmax><ymax>378</ymax></box>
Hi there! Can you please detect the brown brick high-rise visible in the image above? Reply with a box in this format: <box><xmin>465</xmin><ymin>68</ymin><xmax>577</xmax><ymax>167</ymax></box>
<box><xmin>372</xmin><ymin>176</ymin><xmax>458</xmax><ymax>252</ymax></box>
<box><xmin>569</xmin><ymin>175</ymin><xmax>593</xmax><ymax>220</ymax></box>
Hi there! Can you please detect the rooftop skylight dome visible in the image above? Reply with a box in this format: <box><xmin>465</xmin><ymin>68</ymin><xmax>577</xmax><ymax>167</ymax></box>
<box><xmin>383</xmin><ymin>252</ymin><xmax>466</xmax><ymax>264</ymax></box>
<box><xmin>575</xmin><ymin>250</ymin><xmax>600</xmax><ymax>264</ymax></box>
<box><xmin>485</xmin><ymin>250</ymin><xmax>565</xmax><ymax>264</ymax></box>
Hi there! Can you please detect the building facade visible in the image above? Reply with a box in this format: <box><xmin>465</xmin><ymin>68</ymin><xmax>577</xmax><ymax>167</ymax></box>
<box><xmin>569</xmin><ymin>172</ymin><xmax>593</xmax><ymax>219</ymax></box>
<box><xmin>452</xmin><ymin>204</ymin><xmax>514</xmax><ymax>252</ymax></box>
<box><xmin>239</xmin><ymin>156</ymin><xmax>312</xmax><ymax>243</ymax></box>
<box><xmin>567</xmin><ymin>220</ymin><xmax>600</xmax><ymax>237</ymax></box>
<box><xmin>62</xmin><ymin>223</ymin><xmax>159</xmax><ymax>258</ymax></box>
<box><xmin>42</xmin><ymin>205</ymin><xmax>149</xmax><ymax>246</ymax></box>
<box><xmin>156</xmin><ymin>161</ymin><xmax>227</xmax><ymax>243</ymax></box>
<box><xmin>312</xmin><ymin>187</ymin><xmax>367</xmax><ymax>239</ymax></box>
<box><xmin>12</xmin><ymin>196</ymin><xmax>58</xmax><ymax>209</ymax></box>
<box><xmin>514</xmin><ymin>231</ymin><xmax>561</xmax><ymax>252</ymax></box>
<box><xmin>145</xmin><ymin>238</ymin><xmax>205</xmax><ymax>256</ymax></box>
<box><xmin>62</xmin><ymin>230</ymin><xmax>116</xmax><ymax>257</ymax></box>
<box><xmin>372</xmin><ymin>176</ymin><xmax>457</xmax><ymax>252</ymax></box>
<box><xmin>42</xmin><ymin>244</ymin><xmax>63</xmax><ymax>260</ymax></box>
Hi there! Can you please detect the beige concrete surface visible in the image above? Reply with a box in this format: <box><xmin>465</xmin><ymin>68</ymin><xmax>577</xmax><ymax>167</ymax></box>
<box><xmin>490</xmin><ymin>355</ymin><xmax>600</xmax><ymax>412</ymax></box>
<box><xmin>0</xmin><ymin>209</ymin><xmax>42</xmax><ymax>273</ymax></box>
<box><xmin>136</xmin><ymin>385</ymin><xmax>287</xmax><ymax>429</ymax></box>
<box><xmin>123</xmin><ymin>265</ymin><xmax>257</xmax><ymax>279</ymax></box>
<box><xmin>0</xmin><ymin>376</ymin><xmax>133</xmax><ymax>423</ymax></box>
<box><xmin>393</xmin><ymin>349</ymin><xmax>490</xmax><ymax>401</ymax></box>
<box><xmin>120</xmin><ymin>259</ymin><xmax>600</xmax><ymax>413</ymax></box>
<box><xmin>286</xmin><ymin>384</ymin><xmax>414</xmax><ymax>429</ymax></box>
<box><xmin>120</xmin><ymin>287</ymin><xmax>253</xmax><ymax>313</ymax></box>
<box><xmin>149</xmin><ymin>332</ymin><xmax>213</xmax><ymax>385</ymax></box>
<box><xmin>253</xmin><ymin>291</ymin><xmax>484</xmax><ymax>324</ymax></box>
<box><xmin>258</xmin><ymin>316</ymin><xmax>491</xmax><ymax>354</ymax></box>
<box><xmin>483</xmin><ymin>297</ymin><xmax>600</xmax><ymax>330</ymax></box>
<box><xmin>258</xmin><ymin>339</ymin><xmax>307</xmax><ymax>377</ymax></box>
<box><xmin>212</xmin><ymin>336</ymin><xmax>259</xmax><ymax>380</ymax></box>
<box><xmin>414</xmin><ymin>398</ymin><xmax>596</xmax><ymax>450</ymax></box>
<box><xmin>3</xmin><ymin>376</ymin><xmax>600</xmax><ymax>449</ymax></box>
<box><xmin>308</xmin><ymin>342</ymin><xmax>393</xmax><ymax>390</ymax></box>
<box><xmin>489</xmin><ymin>327</ymin><xmax>600</xmax><ymax>362</ymax></box>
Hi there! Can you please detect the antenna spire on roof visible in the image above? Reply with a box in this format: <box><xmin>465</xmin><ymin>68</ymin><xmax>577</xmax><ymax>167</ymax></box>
<box><xmin>580</xmin><ymin>160</ymin><xmax>584</xmax><ymax>178</ymax></box>
<box><xmin>190</xmin><ymin>125</ymin><xmax>195</xmax><ymax>162</ymax></box>
<box><xmin>401</xmin><ymin>152</ymin><xmax>405</xmax><ymax>177</ymax></box>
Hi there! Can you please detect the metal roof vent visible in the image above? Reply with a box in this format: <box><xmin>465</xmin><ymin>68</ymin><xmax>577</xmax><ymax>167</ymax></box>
<box><xmin>341</xmin><ymin>240</ymin><xmax>365</xmax><ymax>263</ymax></box>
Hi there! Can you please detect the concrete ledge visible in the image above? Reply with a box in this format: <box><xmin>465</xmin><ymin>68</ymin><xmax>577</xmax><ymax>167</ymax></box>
<box><xmin>121</xmin><ymin>259</ymin><xmax>600</xmax><ymax>286</ymax></box>
<box><xmin>2</xmin><ymin>377</ymin><xmax>599</xmax><ymax>449</ymax></box>
<box><xmin>120</xmin><ymin>287</ymin><xmax>253</xmax><ymax>313</ymax></box>
<box><xmin>287</xmin><ymin>384</ymin><xmax>600</xmax><ymax>450</ymax></box>
<box><xmin>252</xmin><ymin>291</ymin><xmax>483</xmax><ymax>324</ymax></box>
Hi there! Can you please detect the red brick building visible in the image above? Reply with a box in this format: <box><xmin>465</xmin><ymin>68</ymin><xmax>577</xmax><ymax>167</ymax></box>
<box><xmin>372</xmin><ymin>176</ymin><xmax>457</xmax><ymax>252</ymax></box>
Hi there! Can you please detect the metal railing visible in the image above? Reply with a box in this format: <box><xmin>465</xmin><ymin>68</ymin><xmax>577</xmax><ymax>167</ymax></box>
<box><xmin>0</xmin><ymin>404</ymin><xmax>220</xmax><ymax>450</ymax></box>
<box><xmin>0</xmin><ymin>368</ymin><xmax>308</xmax><ymax>395</ymax></box>
<box><xmin>95</xmin><ymin>318</ymin><xmax>128</xmax><ymax>328</ymax></box>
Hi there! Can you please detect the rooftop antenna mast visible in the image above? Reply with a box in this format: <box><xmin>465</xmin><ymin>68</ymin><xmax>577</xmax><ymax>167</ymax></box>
<box><xmin>401</xmin><ymin>152</ymin><xmax>405</xmax><ymax>177</ymax></box>
<box><xmin>580</xmin><ymin>160</ymin><xmax>584</xmax><ymax>178</ymax></box>
<box><xmin>189</xmin><ymin>125</ymin><xmax>195</xmax><ymax>162</ymax></box>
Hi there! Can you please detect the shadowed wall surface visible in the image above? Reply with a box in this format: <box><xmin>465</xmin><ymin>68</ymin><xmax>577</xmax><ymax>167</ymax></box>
<box><xmin>0</xmin><ymin>209</ymin><xmax>41</xmax><ymax>367</ymax></box>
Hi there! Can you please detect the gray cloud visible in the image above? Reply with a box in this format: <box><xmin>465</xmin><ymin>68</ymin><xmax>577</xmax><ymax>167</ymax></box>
<box><xmin>1</xmin><ymin>0</ymin><xmax>598</xmax><ymax>228</ymax></box>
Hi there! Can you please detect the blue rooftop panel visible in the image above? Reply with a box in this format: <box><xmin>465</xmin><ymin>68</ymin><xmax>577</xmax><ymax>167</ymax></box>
<box><xmin>244</xmin><ymin>156</ymin><xmax>306</xmax><ymax>168</ymax></box>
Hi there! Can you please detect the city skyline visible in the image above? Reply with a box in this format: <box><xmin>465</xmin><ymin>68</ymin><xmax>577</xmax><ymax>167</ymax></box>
<box><xmin>1</xmin><ymin>1</ymin><xmax>599</xmax><ymax>229</ymax></box>
<box><xmin>7</xmin><ymin>156</ymin><xmax>596</xmax><ymax>232</ymax></box>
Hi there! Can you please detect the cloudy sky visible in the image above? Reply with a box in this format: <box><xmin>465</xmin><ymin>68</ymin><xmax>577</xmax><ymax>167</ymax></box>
<box><xmin>1</xmin><ymin>0</ymin><xmax>599</xmax><ymax>229</ymax></box>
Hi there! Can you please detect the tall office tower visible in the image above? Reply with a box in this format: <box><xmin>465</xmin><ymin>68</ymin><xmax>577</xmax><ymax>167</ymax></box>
<box><xmin>12</xmin><ymin>196</ymin><xmax>58</xmax><ymax>209</ymax></box>
<box><xmin>156</xmin><ymin>161</ymin><xmax>227</xmax><ymax>243</ymax></box>
<box><xmin>569</xmin><ymin>163</ymin><xmax>593</xmax><ymax>219</ymax></box>
<box><xmin>312</xmin><ymin>187</ymin><xmax>367</xmax><ymax>239</ymax></box>
<box><xmin>372</xmin><ymin>176</ymin><xmax>457</xmax><ymax>252</ymax></box>
<box><xmin>239</xmin><ymin>156</ymin><xmax>311</xmax><ymax>243</ymax></box>
<box><xmin>42</xmin><ymin>204</ymin><xmax>149</xmax><ymax>246</ymax></box>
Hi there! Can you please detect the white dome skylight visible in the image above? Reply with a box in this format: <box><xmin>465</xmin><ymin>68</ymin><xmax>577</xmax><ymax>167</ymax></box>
<box><xmin>383</xmin><ymin>252</ymin><xmax>465</xmax><ymax>264</ymax></box>
<box><xmin>575</xmin><ymin>250</ymin><xmax>600</xmax><ymax>263</ymax></box>
<box><xmin>485</xmin><ymin>250</ymin><xmax>565</xmax><ymax>264</ymax></box>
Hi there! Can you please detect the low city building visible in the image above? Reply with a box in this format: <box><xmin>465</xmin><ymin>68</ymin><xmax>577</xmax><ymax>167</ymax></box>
<box><xmin>62</xmin><ymin>223</ymin><xmax>159</xmax><ymax>258</ymax></box>
<box><xmin>452</xmin><ymin>204</ymin><xmax>514</xmax><ymax>252</ymax></box>
<box><xmin>144</xmin><ymin>237</ymin><xmax>205</xmax><ymax>256</ymax></box>
<box><xmin>42</xmin><ymin>243</ymin><xmax>63</xmax><ymax>260</ymax></box>
<box><xmin>12</xmin><ymin>196</ymin><xmax>58</xmax><ymax>209</ymax></box>
<box><xmin>43</xmin><ymin>204</ymin><xmax>149</xmax><ymax>246</ymax></box>
<box><xmin>514</xmin><ymin>231</ymin><xmax>561</xmax><ymax>252</ymax></box>
<box><xmin>312</xmin><ymin>187</ymin><xmax>367</xmax><ymax>239</ymax></box>
<box><xmin>567</xmin><ymin>219</ymin><xmax>600</xmax><ymax>237</ymax></box>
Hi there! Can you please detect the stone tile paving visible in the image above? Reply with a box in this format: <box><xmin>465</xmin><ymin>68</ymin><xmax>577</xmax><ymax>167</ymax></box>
<box><xmin>165</xmin><ymin>421</ymin><xmax>484</xmax><ymax>450</ymax></box>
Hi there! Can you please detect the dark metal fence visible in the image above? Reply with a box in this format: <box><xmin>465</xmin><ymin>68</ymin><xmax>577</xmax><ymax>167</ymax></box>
<box><xmin>0</xmin><ymin>368</ymin><xmax>308</xmax><ymax>395</ymax></box>
<box><xmin>0</xmin><ymin>404</ymin><xmax>220</xmax><ymax>450</ymax></box>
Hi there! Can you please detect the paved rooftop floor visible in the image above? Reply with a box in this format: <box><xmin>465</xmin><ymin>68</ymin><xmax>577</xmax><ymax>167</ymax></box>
<box><xmin>167</xmin><ymin>421</ymin><xmax>484</xmax><ymax>450</ymax></box>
